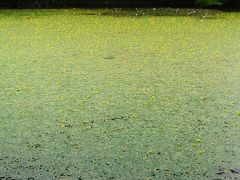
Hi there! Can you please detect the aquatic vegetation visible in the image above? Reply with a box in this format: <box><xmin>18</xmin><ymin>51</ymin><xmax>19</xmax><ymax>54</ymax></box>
<box><xmin>197</xmin><ymin>0</ymin><xmax>223</xmax><ymax>6</ymax></box>
<box><xmin>0</xmin><ymin>9</ymin><xmax>240</xmax><ymax>179</ymax></box>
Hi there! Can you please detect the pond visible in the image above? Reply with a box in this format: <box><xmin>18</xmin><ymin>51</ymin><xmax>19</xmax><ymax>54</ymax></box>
<box><xmin>0</xmin><ymin>8</ymin><xmax>240</xmax><ymax>179</ymax></box>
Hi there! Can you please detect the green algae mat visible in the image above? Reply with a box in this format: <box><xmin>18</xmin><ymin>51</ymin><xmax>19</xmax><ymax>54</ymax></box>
<box><xmin>0</xmin><ymin>9</ymin><xmax>240</xmax><ymax>179</ymax></box>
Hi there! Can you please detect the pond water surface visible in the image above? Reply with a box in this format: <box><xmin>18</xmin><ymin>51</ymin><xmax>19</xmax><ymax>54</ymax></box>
<box><xmin>0</xmin><ymin>9</ymin><xmax>240</xmax><ymax>179</ymax></box>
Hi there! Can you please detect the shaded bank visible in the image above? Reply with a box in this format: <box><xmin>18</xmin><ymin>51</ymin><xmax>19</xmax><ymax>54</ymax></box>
<box><xmin>0</xmin><ymin>0</ymin><xmax>240</xmax><ymax>8</ymax></box>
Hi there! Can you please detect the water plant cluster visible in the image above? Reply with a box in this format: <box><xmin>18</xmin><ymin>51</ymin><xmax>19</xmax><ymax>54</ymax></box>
<box><xmin>0</xmin><ymin>9</ymin><xmax>240</xmax><ymax>179</ymax></box>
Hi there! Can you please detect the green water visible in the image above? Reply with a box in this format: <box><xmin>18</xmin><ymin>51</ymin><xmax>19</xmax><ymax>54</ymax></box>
<box><xmin>0</xmin><ymin>9</ymin><xmax>240</xmax><ymax>179</ymax></box>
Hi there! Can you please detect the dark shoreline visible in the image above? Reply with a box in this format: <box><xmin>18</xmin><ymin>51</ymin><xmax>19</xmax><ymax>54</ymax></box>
<box><xmin>0</xmin><ymin>0</ymin><xmax>240</xmax><ymax>10</ymax></box>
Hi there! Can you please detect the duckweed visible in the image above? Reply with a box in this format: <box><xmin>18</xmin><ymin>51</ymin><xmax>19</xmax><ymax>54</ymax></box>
<box><xmin>0</xmin><ymin>9</ymin><xmax>240</xmax><ymax>179</ymax></box>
